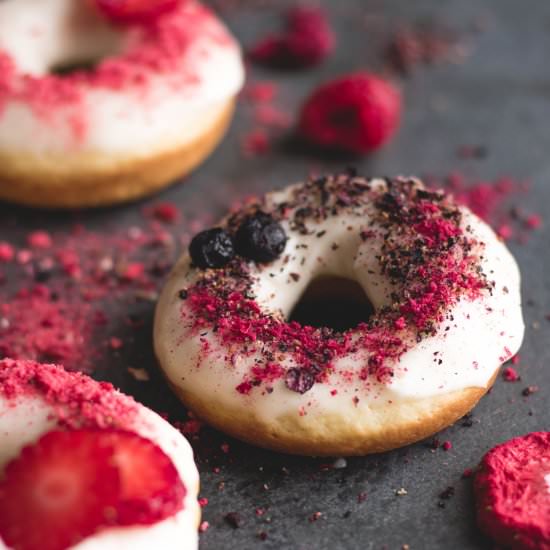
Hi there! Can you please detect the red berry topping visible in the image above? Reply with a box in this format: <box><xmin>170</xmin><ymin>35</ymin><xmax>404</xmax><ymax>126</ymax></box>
<box><xmin>94</xmin><ymin>0</ymin><xmax>181</xmax><ymax>24</ymax></box>
<box><xmin>298</xmin><ymin>72</ymin><xmax>402</xmax><ymax>154</ymax></box>
<box><xmin>0</xmin><ymin>429</ymin><xmax>186</xmax><ymax>550</ymax></box>
<box><xmin>108</xmin><ymin>430</ymin><xmax>186</xmax><ymax>525</ymax></box>
<box><xmin>0</xmin><ymin>430</ymin><xmax>119</xmax><ymax>550</ymax></box>
<box><xmin>250</xmin><ymin>6</ymin><xmax>334</xmax><ymax>69</ymax></box>
<box><xmin>474</xmin><ymin>432</ymin><xmax>550</xmax><ymax>550</ymax></box>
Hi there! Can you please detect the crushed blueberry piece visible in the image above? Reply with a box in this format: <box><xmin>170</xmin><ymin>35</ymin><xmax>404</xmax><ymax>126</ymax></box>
<box><xmin>285</xmin><ymin>367</ymin><xmax>315</xmax><ymax>394</ymax></box>
<box><xmin>189</xmin><ymin>228</ymin><xmax>235</xmax><ymax>269</ymax></box>
<box><xmin>235</xmin><ymin>212</ymin><xmax>287</xmax><ymax>263</ymax></box>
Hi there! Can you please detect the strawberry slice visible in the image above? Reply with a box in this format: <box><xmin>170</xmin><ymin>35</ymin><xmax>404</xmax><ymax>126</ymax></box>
<box><xmin>0</xmin><ymin>430</ymin><xmax>119</xmax><ymax>550</ymax></box>
<box><xmin>0</xmin><ymin>429</ymin><xmax>186</xmax><ymax>550</ymax></box>
<box><xmin>94</xmin><ymin>0</ymin><xmax>182</xmax><ymax>24</ymax></box>
<box><xmin>108</xmin><ymin>430</ymin><xmax>187</xmax><ymax>525</ymax></box>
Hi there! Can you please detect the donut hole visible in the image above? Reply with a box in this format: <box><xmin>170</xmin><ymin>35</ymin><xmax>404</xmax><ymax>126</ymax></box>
<box><xmin>289</xmin><ymin>276</ymin><xmax>375</xmax><ymax>332</ymax></box>
<box><xmin>46</xmin><ymin>20</ymin><xmax>122</xmax><ymax>77</ymax></box>
<box><xmin>3</xmin><ymin>0</ymin><xmax>123</xmax><ymax>77</ymax></box>
<box><xmin>50</xmin><ymin>59</ymin><xmax>100</xmax><ymax>76</ymax></box>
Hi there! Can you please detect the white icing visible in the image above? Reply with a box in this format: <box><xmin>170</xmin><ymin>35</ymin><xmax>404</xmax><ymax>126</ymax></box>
<box><xmin>0</xmin><ymin>394</ymin><xmax>199</xmax><ymax>550</ymax></box>
<box><xmin>154</xmin><ymin>178</ymin><xmax>524</xmax><ymax>424</ymax></box>
<box><xmin>0</xmin><ymin>0</ymin><xmax>244</xmax><ymax>155</ymax></box>
<box><xmin>545</xmin><ymin>473</ymin><xmax>550</xmax><ymax>495</ymax></box>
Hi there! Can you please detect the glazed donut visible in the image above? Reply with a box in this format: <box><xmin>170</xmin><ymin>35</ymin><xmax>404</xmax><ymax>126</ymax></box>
<box><xmin>154</xmin><ymin>174</ymin><xmax>524</xmax><ymax>456</ymax></box>
<box><xmin>0</xmin><ymin>0</ymin><xmax>244</xmax><ymax>208</ymax></box>
<box><xmin>474</xmin><ymin>432</ymin><xmax>550</xmax><ymax>550</ymax></box>
<box><xmin>0</xmin><ymin>359</ymin><xmax>200</xmax><ymax>550</ymax></box>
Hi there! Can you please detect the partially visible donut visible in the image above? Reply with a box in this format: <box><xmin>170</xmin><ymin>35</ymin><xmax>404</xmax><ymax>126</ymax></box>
<box><xmin>154</xmin><ymin>173</ymin><xmax>524</xmax><ymax>456</ymax></box>
<box><xmin>474</xmin><ymin>432</ymin><xmax>550</xmax><ymax>550</ymax></box>
<box><xmin>0</xmin><ymin>359</ymin><xmax>200</xmax><ymax>550</ymax></box>
<box><xmin>0</xmin><ymin>0</ymin><xmax>244</xmax><ymax>208</ymax></box>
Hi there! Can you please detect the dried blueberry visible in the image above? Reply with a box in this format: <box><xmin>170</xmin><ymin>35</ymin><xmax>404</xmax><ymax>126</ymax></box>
<box><xmin>189</xmin><ymin>228</ymin><xmax>234</xmax><ymax>269</ymax></box>
<box><xmin>285</xmin><ymin>367</ymin><xmax>315</xmax><ymax>394</ymax></box>
<box><xmin>235</xmin><ymin>212</ymin><xmax>287</xmax><ymax>263</ymax></box>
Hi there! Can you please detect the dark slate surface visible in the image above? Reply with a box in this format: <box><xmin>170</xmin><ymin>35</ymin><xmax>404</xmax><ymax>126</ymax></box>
<box><xmin>0</xmin><ymin>0</ymin><xmax>549</xmax><ymax>548</ymax></box>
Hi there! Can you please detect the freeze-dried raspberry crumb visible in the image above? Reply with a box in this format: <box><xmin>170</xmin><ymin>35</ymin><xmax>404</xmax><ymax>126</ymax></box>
<box><xmin>109</xmin><ymin>337</ymin><xmax>124</xmax><ymax>350</ymax></box>
<box><xmin>386</xmin><ymin>24</ymin><xmax>465</xmax><ymax>75</ymax></box>
<box><xmin>0</xmin><ymin>242</ymin><xmax>14</xmax><ymax>262</ymax></box>
<box><xmin>120</xmin><ymin>262</ymin><xmax>145</xmax><ymax>281</ymax></box>
<box><xmin>241</xmin><ymin>129</ymin><xmax>271</xmax><ymax>156</ymax></box>
<box><xmin>199</xmin><ymin>520</ymin><xmax>210</xmax><ymax>533</ymax></box>
<box><xmin>298</xmin><ymin>73</ymin><xmax>401</xmax><ymax>154</ymax></box>
<box><xmin>442</xmin><ymin>440</ymin><xmax>452</xmax><ymax>451</ymax></box>
<box><xmin>431</xmin><ymin>172</ymin><xmax>540</xmax><ymax>243</ymax></box>
<box><xmin>243</xmin><ymin>81</ymin><xmax>278</xmax><ymax>103</ymax></box>
<box><xmin>27</xmin><ymin>231</ymin><xmax>52</xmax><ymax>249</ymax></box>
<box><xmin>502</xmin><ymin>366</ymin><xmax>520</xmax><ymax>382</ymax></box>
<box><xmin>525</xmin><ymin>214</ymin><xmax>542</xmax><ymax>229</ymax></box>
<box><xmin>249</xmin><ymin>6</ymin><xmax>334</xmax><ymax>69</ymax></box>
<box><xmin>152</xmin><ymin>203</ymin><xmax>180</xmax><ymax>224</ymax></box>
<box><xmin>497</xmin><ymin>224</ymin><xmax>513</xmax><ymax>240</ymax></box>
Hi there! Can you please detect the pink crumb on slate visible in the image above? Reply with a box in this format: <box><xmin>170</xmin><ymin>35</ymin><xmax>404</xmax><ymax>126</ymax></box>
<box><xmin>249</xmin><ymin>6</ymin><xmax>335</xmax><ymax>69</ymax></box>
<box><xmin>0</xmin><ymin>213</ymin><xmax>189</xmax><ymax>371</ymax></box>
<box><xmin>502</xmin><ymin>366</ymin><xmax>520</xmax><ymax>382</ymax></box>
<box><xmin>426</xmin><ymin>172</ymin><xmax>540</xmax><ymax>242</ymax></box>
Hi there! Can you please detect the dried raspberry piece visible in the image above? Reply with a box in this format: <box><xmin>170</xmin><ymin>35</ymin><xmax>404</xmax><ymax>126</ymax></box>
<box><xmin>94</xmin><ymin>0</ymin><xmax>181</xmax><ymax>24</ymax></box>
<box><xmin>298</xmin><ymin>73</ymin><xmax>402</xmax><ymax>154</ymax></box>
<box><xmin>474</xmin><ymin>432</ymin><xmax>550</xmax><ymax>550</ymax></box>
<box><xmin>249</xmin><ymin>6</ymin><xmax>334</xmax><ymax>69</ymax></box>
<box><xmin>0</xmin><ymin>430</ymin><xmax>119</xmax><ymax>550</ymax></box>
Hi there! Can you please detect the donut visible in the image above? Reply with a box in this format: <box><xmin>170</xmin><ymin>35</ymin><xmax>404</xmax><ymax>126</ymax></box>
<box><xmin>474</xmin><ymin>432</ymin><xmax>550</xmax><ymax>550</ymax></box>
<box><xmin>0</xmin><ymin>0</ymin><xmax>244</xmax><ymax>208</ymax></box>
<box><xmin>154</xmin><ymin>173</ymin><xmax>524</xmax><ymax>456</ymax></box>
<box><xmin>0</xmin><ymin>358</ymin><xmax>200</xmax><ymax>550</ymax></box>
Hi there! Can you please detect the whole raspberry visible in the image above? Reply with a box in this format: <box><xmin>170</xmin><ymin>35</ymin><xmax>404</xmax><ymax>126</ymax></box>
<box><xmin>298</xmin><ymin>73</ymin><xmax>402</xmax><ymax>154</ymax></box>
<box><xmin>249</xmin><ymin>6</ymin><xmax>334</xmax><ymax>69</ymax></box>
<box><xmin>94</xmin><ymin>0</ymin><xmax>181</xmax><ymax>24</ymax></box>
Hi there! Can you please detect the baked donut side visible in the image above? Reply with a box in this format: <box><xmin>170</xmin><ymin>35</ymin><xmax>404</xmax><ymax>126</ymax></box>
<box><xmin>164</xmin><ymin>374</ymin><xmax>494</xmax><ymax>456</ymax></box>
<box><xmin>154</xmin><ymin>174</ymin><xmax>524</xmax><ymax>456</ymax></box>
<box><xmin>0</xmin><ymin>99</ymin><xmax>235</xmax><ymax>208</ymax></box>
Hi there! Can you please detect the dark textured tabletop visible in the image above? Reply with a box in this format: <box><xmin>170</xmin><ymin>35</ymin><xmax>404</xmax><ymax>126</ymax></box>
<box><xmin>0</xmin><ymin>1</ymin><xmax>549</xmax><ymax>548</ymax></box>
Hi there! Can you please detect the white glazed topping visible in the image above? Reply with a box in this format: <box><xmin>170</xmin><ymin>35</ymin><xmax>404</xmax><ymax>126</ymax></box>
<box><xmin>0</xmin><ymin>0</ymin><xmax>244</xmax><ymax>155</ymax></box>
<box><xmin>154</xmin><ymin>177</ymin><xmax>524</xmax><ymax>424</ymax></box>
<box><xmin>0</xmin><ymin>367</ymin><xmax>199</xmax><ymax>550</ymax></box>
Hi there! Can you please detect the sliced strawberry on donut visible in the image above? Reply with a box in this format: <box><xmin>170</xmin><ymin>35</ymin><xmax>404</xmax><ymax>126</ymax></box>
<box><xmin>107</xmin><ymin>430</ymin><xmax>186</xmax><ymax>525</ymax></box>
<box><xmin>0</xmin><ymin>429</ymin><xmax>185</xmax><ymax>550</ymax></box>
<box><xmin>474</xmin><ymin>432</ymin><xmax>550</xmax><ymax>550</ymax></box>
<box><xmin>0</xmin><ymin>430</ymin><xmax>120</xmax><ymax>550</ymax></box>
<box><xmin>94</xmin><ymin>0</ymin><xmax>181</xmax><ymax>24</ymax></box>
